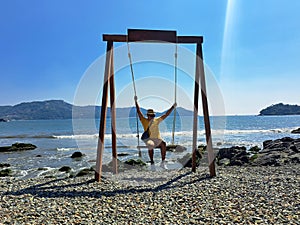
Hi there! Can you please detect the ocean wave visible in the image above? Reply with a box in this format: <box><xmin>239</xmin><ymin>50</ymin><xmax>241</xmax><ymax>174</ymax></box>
<box><xmin>0</xmin><ymin>134</ymin><xmax>56</xmax><ymax>139</ymax></box>
<box><xmin>221</xmin><ymin>128</ymin><xmax>291</xmax><ymax>135</ymax></box>
<box><xmin>0</xmin><ymin>128</ymin><xmax>293</xmax><ymax>140</ymax></box>
<box><xmin>53</xmin><ymin>134</ymin><xmax>99</xmax><ymax>139</ymax></box>
<box><xmin>216</xmin><ymin>140</ymin><xmax>262</xmax><ymax>147</ymax></box>
<box><xmin>56</xmin><ymin>147</ymin><xmax>78</xmax><ymax>151</ymax></box>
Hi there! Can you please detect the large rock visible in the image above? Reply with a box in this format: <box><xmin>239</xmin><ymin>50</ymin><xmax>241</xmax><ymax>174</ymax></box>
<box><xmin>177</xmin><ymin>146</ymin><xmax>204</xmax><ymax>168</ymax></box>
<box><xmin>0</xmin><ymin>143</ymin><xmax>37</xmax><ymax>152</ymax></box>
<box><xmin>291</xmin><ymin>128</ymin><xmax>300</xmax><ymax>134</ymax></box>
<box><xmin>0</xmin><ymin>163</ymin><xmax>10</xmax><ymax>168</ymax></box>
<box><xmin>76</xmin><ymin>167</ymin><xmax>94</xmax><ymax>177</ymax></box>
<box><xmin>253</xmin><ymin>137</ymin><xmax>300</xmax><ymax>166</ymax></box>
<box><xmin>71</xmin><ymin>151</ymin><xmax>85</xmax><ymax>158</ymax></box>
<box><xmin>261</xmin><ymin>137</ymin><xmax>295</xmax><ymax>153</ymax></box>
<box><xmin>216</xmin><ymin>146</ymin><xmax>250</xmax><ymax>166</ymax></box>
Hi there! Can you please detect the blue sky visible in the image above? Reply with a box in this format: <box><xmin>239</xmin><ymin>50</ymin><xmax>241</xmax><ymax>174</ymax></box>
<box><xmin>1</xmin><ymin>0</ymin><xmax>300</xmax><ymax>115</ymax></box>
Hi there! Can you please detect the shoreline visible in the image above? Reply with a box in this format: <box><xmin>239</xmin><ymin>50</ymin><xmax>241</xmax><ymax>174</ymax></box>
<box><xmin>1</xmin><ymin>134</ymin><xmax>300</xmax><ymax>179</ymax></box>
<box><xmin>1</xmin><ymin>165</ymin><xmax>299</xmax><ymax>224</ymax></box>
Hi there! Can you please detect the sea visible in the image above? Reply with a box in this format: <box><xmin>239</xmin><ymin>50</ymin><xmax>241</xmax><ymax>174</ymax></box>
<box><xmin>1</xmin><ymin>115</ymin><xmax>300</xmax><ymax>179</ymax></box>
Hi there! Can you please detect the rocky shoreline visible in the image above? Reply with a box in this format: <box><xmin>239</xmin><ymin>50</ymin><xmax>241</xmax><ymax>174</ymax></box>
<box><xmin>216</xmin><ymin>137</ymin><xmax>300</xmax><ymax>167</ymax></box>
<box><xmin>1</xmin><ymin>136</ymin><xmax>300</xmax><ymax>177</ymax></box>
<box><xmin>0</xmin><ymin>137</ymin><xmax>300</xmax><ymax>223</ymax></box>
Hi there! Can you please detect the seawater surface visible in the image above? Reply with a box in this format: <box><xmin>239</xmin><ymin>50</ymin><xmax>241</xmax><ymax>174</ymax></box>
<box><xmin>1</xmin><ymin>115</ymin><xmax>300</xmax><ymax>178</ymax></box>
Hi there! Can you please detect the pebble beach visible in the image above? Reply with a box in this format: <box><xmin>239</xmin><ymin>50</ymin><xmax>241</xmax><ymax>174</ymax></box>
<box><xmin>0</xmin><ymin>165</ymin><xmax>299</xmax><ymax>224</ymax></box>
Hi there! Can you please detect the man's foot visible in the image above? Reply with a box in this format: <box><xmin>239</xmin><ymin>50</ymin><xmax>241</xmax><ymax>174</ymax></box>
<box><xmin>150</xmin><ymin>163</ymin><xmax>156</xmax><ymax>171</ymax></box>
<box><xmin>160</xmin><ymin>160</ymin><xmax>168</xmax><ymax>170</ymax></box>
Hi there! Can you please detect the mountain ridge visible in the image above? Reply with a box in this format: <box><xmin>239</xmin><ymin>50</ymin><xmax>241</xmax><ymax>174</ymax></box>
<box><xmin>0</xmin><ymin>100</ymin><xmax>193</xmax><ymax>120</ymax></box>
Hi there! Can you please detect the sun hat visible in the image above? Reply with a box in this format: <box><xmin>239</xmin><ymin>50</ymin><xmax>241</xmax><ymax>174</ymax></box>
<box><xmin>146</xmin><ymin>109</ymin><xmax>155</xmax><ymax>116</ymax></box>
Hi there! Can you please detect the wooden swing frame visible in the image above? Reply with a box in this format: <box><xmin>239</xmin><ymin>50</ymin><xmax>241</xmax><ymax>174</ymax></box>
<box><xmin>95</xmin><ymin>29</ymin><xmax>216</xmax><ymax>182</ymax></box>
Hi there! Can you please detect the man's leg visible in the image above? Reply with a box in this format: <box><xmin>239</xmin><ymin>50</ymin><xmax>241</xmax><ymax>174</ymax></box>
<box><xmin>148</xmin><ymin>149</ymin><xmax>154</xmax><ymax>164</ymax></box>
<box><xmin>159</xmin><ymin>141</ymin><xmax>166</xmax><ymax>161</ymax></box>
<box><xmin>158</xmin><ymin>141</ymin><xmax>168</xmax><ymax>169</ymax></box>
<box><xmin>145</xmin><ymin>139</ymin><xmax>155</xmax><ymax>164</ymax></box>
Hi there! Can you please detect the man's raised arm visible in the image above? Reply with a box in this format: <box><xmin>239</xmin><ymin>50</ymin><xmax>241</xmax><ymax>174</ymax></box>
<box><xmin>160</xmin><ymin>103</ymin><xmax>177</xmax><ymax>120</ymax></box>
<box><xmin>134</xmin><ymin>96</ymin><xmax>143</xmax><ymax>120</ymax></box>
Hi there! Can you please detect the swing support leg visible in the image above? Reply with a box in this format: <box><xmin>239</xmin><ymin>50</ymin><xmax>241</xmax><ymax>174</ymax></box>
<box><xmin>95</xmin><ymin>41</ymin><xmax>118</xmax><ymax>182</ymax></box>
<box><xmin>192</xmin><ymin>42</ymin><xmax>216</xmax><ymax>176</ymax></box>
<box><xmin>192</xmin><ymin>43</ymin><xmax>200</xmax><ymax>173</ymax></box>
<box><xmin>109</xmin><ymin>45</ymin><xmax>118</xmax><ymax>175</ymax></box>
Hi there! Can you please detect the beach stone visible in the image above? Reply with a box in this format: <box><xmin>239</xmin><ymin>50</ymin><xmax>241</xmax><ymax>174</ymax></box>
<box><xmin>0</xmin><ymin>163</ymin><xmax>10</xmax><ymax>168</ymax></box>
<box><xmin>0</xmin><ymin>142</ymin><xmax>37</xmax><ymax>152</ymax></box>
<box><xmin>0</xmin><ymin>168</ymin><xmax>12</xmax><ymax>177</ymax></box>
<box><xmin>59</xmin><ymin>166</ymin><xmax>72</xmax><ymax>173</ymax></box>
<box><xmin>71</xmin><ymin>151</ymin><xmax>84</xmax><ymax>158</ymax></box>
<box><xmin>117</xmin><ymin>153</ymin><xmax>131</xmax><ymax>157</ymax></box>
<box><xmin>124</xmin><ymin>159</ymin><xmax>146</xmax><ymax>167</ymax></box>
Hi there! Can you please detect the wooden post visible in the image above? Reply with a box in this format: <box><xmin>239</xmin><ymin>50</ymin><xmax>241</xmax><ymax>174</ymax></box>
<box><xmin>192</xmin><ymin>46</ymin><xmax>200</xmax><ymax>173</ymax></box>
<box><xmin>109</xmin><ymin>44</ymin><xmax>118</xmax><ymax>174</ymax></box>
<box><xmin>95</xmin><ymin>40</ymin><xmax>113</xmax><ymax>182</ymax></box>
<box><xmin>198</xmin><ymin>43</ymin><xmax>216</xmax><ymax>177</ymax></box>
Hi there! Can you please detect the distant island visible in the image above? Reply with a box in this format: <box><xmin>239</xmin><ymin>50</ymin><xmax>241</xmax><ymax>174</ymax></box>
<box><xmin>259</xmin><ymin>103</ymin><xmax>300</xmax><ymax>116</ymax></box>
<box><xmin>0</xmin><ymin>100</ymin><xmax>193</xmax><ymax>120</ymax></box>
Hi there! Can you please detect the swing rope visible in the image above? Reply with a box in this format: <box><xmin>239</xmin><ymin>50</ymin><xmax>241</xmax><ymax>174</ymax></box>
<box><xmin>127</xmin><ymin>41</ymin><xmax>140</xmax><ymax>148</ymax></box>
<box><xmin>172</xmin><ymin>40</ymin><xmax>178</xmax><ymax>145</ymax></box>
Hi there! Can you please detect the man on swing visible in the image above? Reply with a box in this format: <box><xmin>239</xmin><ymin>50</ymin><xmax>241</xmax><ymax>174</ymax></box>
<box><xmin>134</xmin><ymin>96</ymin><xmax>177</xmax><ymax>170</ymax></box>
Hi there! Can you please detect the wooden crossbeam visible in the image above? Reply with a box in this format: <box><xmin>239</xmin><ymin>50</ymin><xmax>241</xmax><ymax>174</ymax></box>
<box><xmin>102</xmin><ymin>29</ymin><xmax>203</xmax><ymax>44</ymax></box>
<box><xmin>128</xmin><ymin>29</ymin><xmax>177</xmax><ymax>42</ymax></box>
